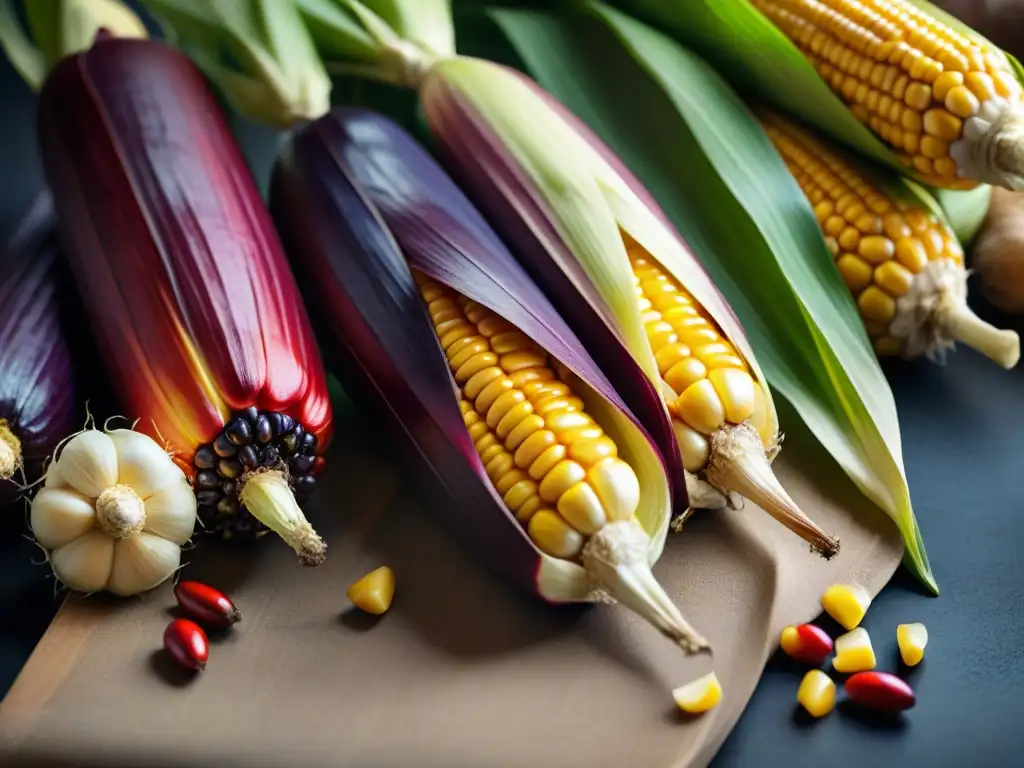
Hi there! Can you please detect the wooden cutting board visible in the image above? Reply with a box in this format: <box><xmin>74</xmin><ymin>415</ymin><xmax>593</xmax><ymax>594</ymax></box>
<box><xmin>0</xmin><ymin>410</ymin><xmax>902</xmax><ymax>768</ymax></box>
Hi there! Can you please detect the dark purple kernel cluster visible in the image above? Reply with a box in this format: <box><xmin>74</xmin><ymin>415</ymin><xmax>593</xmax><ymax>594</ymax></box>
<box><xmin>192</xmin><ymin>407</ymin><xmax>317</xmax><ymax>540</ymax></box>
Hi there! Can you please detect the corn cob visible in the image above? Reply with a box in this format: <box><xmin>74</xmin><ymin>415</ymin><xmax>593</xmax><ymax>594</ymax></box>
<box><xmin>624</xmin><ymin>240</ymin><xmax>837</xmax><ymax>555</ymax></box>
<box><xmin>271</xmin><ymin>107</ymin><xmax>709</xmax><ymax>653</ymax></box>
<box><xmin>760</xmin><ymin>110</ymin><xmax>1019</xmax><ymax>367</ymax></box>
<box><xmin>751</xmin><ymin>0</ymin><xmax>1024</xmax><ymax>189</ymax></box>
<box><xmin>37</xmin><ymin>36</ymin><xmax>333</xmax><ymax>564</ymax></box>
<box><xmin>419</xmin><ymin>275</ymin><xmax>641</xmax><ymax>556</ymax></box>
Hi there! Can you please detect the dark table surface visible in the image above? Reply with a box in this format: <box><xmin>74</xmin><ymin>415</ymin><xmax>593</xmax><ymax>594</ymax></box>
<box><xmin>1</xmin><ymin>39</ymin><xmax>1023</xmax><ymax>768</ymax></box>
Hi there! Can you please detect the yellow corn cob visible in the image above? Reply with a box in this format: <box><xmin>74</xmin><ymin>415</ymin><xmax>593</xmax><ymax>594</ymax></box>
<box><xmin>627</xmin><ymin>242</ymin><xmax>839</xmax><ymax>557</ymax></box>
<box><xmin>752</xmin><ymin>0</ymin><xmax>1024</xmax><ymax>190</ymax></box>
<box><xmin>761</xmin><ymin>110</ymin><xmax>1019</xmax><ymax>368</ymax></box>
<box><xmin>417</xmin><ymin>274</ymin><xmax>642</xmax><ymax>559</ymax></box>
<box><xmin>418</xmin><ymin>274</ymin><xmax>711</xmax><ymax>653</ymax></box>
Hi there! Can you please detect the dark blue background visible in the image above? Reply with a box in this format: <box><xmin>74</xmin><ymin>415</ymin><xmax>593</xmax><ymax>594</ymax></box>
<box><xmin>1</xmin><ymin>29</ymin><xmax>1022</xmax><ymax>768</ymax></box>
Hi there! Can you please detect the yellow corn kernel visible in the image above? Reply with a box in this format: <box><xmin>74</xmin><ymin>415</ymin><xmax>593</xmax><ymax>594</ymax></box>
<box><xmin>920</xmin><ymin>135</ymin><xmax>949</xmax><ymax>160</ymax></box>
<box><xmin>933</xmin><ymin>70</ymin><xmax>964</xmax><ymax>101</ymax></box>
<box><xmin>884</xmin><ymin>213</ymin><xmax>911</xmax><ymax>241</ymax></box>
<box><xmin>874</xmin><ymin>260</ymin><xmax>915</xmax><ymax>296</ymax></box>
<box><xmin>672</xmin><ymin>421</ymin><xmax>710</xmax><ymax>472</ymax></box>
<box><xmin>923</xmin><ymin>109</ymin><xmax>962</xmax><ymax>141</ymax></box>
<box><xmin>895</xmin><ymin>237</ymin><xmax>929</xmax><ymax>272</ymax></box>
<box><xmin>797</xmin><ymin>670</ymin><xmax>836</xmax><ymax>718</ymax></box>
<box><xmin>528</xmin><ymin>510</ymin><xmax>584</xmax><ymax>558</ymax></box>
<box><xmin>965</xmin><ymin>71</ymin><xmax>997</xmax><ymax>101</ymax></box>
<box><xmin>672</xmin><ymin>672</ymin><xmax>722</xmax><ymax>715</ymax></box>
<box><xmin>832</xmin><ymin>627</ymin><xmax>876</xmax><ymax>673</ymax></box>
<box><xmin>904</xmin><ymin>82</ymin><xmax>932</xmax><ymax>110</ymax></box>
<box><xmin>677</xmin><ymin>379</ymin><xmax>726</xmax><ymax>434</ymax></box>
<box><xmin>821</xmin><ymin>583</ymin><xmax>872</xmax><ymax>630</ymax></box>
<box><xmin>897</xmin><ymin>622</ymin><xmax>928</xmax><ymax>666</ymax></box>
<box><xmin>708</xmin><ymin>368</ymin><xmax>756</xmax><ymax>424</ymax></box>
<box><xmin>664</xmin><ymin>357</ymin><xmax>708</xmax><ymax>394</ymax></box>
<box><xmin>346</xmin><ymin>566</ymin><xmax>396</xmax><ymax>615</ymax></box>
<box><xmin>858</xmin><ymin>235</ymin><xmax>895</xmax><ymax>264</ymax></box>
<box><xmin>858</xmin><ymin>286</ymin><xmax>896</xmax><ymax>323</ymax></box>
<box><xmin>945</xmin><ymin>85</ymin><xmax>980</xmax><ymax>117</ymax></box>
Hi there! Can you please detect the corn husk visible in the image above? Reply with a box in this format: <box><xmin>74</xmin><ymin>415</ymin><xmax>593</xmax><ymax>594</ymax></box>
<box><xmin>0</xmin><ymin>0</ymin><xmax>147</xmax><ymax>89</ymax></box>
<box><xmin>485</xmin><ymin>2</ymin><xmax>937</xmax><ymax>592</ymax></box>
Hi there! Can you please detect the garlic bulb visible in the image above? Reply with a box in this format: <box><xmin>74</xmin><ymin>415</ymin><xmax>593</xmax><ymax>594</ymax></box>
<box><xmin>30</xmin><ymin>428</ymin><xmax>197</xmax><ymax>596</ymax></box>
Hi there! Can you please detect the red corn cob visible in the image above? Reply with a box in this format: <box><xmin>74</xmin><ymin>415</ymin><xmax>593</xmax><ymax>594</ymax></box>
<box><xmin>36</xmin><ymin>36</ymin><xmax>333</xmax><ymax>564</ymax></box>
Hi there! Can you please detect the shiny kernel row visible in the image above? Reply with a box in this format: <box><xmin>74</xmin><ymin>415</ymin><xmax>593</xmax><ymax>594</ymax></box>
<box><xmin>415</xmin><ymin>272</ymin><xmax>641</xmax><ymax>561</ymax></box>
<box><xmin>764</xmin><ymin>116</ymin><xmax>964</xmax><ymax>355</ymax></box>
<box><xmin>625</xmin><ymin>244</ymin><xmax>773</xmax><ymax>470</ymax></box>
<box><xmin>753</xmin><ymin>0</ymin><xmax>1024</xmax><ymax>186</ymax></box>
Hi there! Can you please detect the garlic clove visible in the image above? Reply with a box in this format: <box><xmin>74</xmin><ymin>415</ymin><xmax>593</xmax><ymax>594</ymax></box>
<box><xmin>107</xmin><ymin>429</ymin><xmax>180</xmax><ymax>498</ymax></box>
<box><xmin>58</xmin><ymin>430</ymin><xmax>118</xmax><ymax>498</ymax></box>
<box><xmin>50</xmin><ymin>530</ymin><xmax>115</xmax><ymax>593</ymax></box>
<box><xmin>107</xmin><ymin>533</ymin><xmax>182</xmax><ymax>596</ymax></box>
<box><xmin>143</xmin><ymin>479</ymin><xmax>198</xmax><ymax>546</ymax></box>
<box><xmin>44</xmin><ymin>459</ymin><xmax>67</xmax><ymax>489</ymax></box>
<box><xmin>30</xmin><ymin>487</ymin><xmax>96</xmax><ymax>549</ymax></box>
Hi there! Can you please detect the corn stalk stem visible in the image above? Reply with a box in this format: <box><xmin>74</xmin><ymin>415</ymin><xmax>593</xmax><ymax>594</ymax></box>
<box><xmin>0</xmin><ymin>419</ymin><xmax>22</xmax><ymax>480</ymax></box>
<box><xmin>936</xmin><ymin>296</ymin><xmax>1020</xmax><ymax>369</ymax></box>
<box><xmin>705</xmin><ymin>424</ymin><xmax>839</xmax><ymax>559</ymax></box>
<box><xmin>581</xmin><ymin>519</ymin><xmax>710</xmax><ymax>654</ymax></box>
<box><xmin>239</xmin><ymin>469</ymin><xmax>326</xmax><ymax>566</ymax></box>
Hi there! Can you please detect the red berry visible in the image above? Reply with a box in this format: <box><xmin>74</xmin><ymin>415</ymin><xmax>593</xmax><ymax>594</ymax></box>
<box><xmin>844</xmin><ymin>671</ymin><xmax>915</xmax><ymax>712</ymax></box>
<box><xmin>779</xmin><ymin>623</ymin><xmax>833</xmax><ymax>666</ymax></box>
<box><xmin>163</xmin><ymin>618</ymin><xmax>209</xmax><ymax>672</ymax></box>
<box><xmin>174</xmin><ymin>581</ymin><xmax>242</xmax><ymax>629</ymax></box>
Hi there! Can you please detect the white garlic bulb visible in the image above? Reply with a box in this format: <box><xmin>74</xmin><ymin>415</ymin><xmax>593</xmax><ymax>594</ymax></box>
<box><xmin>30</xmin><ymin>428</ymin><xmax>197</xmax><ymax>596</ymax></box>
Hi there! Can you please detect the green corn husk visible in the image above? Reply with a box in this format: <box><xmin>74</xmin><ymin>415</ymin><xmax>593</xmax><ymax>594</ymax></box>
<box><xmin>483</xmin><ymin>2</ymin><xmax>938</xmax><ymax>592</ymax></box>
<box><xmin>139</xmin><ymin>0</ymin><xmax>331</xmax><ymax>127</ymax></box>
<box><xmin>0</xmin><ymin>0</ymin><xmax>147</xmax><ymax>89</ymax></box>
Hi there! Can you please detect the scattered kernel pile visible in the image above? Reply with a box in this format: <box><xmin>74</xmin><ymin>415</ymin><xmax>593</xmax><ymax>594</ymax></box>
<box><xmin>779</xmin><ymin>582</ymin><xmax>927</xmax><ymax>718</ymax></box>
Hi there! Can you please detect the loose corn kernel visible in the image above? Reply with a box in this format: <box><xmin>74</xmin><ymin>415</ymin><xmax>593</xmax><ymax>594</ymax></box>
<box><xmin>780</xmin><ymin>623</ymin><xmax>834</xmax><ymax>666</ymax></box>
<box><xmin>897</xmin><ymin>622</ymin><xmax>928</xmax><ymax>666</ymax></box>
<box><xmin>627</xmin><ymin>244</ymin><xmax>774</xmax><ymax>453</ymax></box>
<box><xmin>832</xmin><ymin>627</ymin><xmax>877</xmax><ymax>673</ymax></box>
<box><xmin>821</xmin><ymin>583</ymin><xmax>873</xmax><ymax>629</ymax></box>
<box><xmin>797</xmin><ymin>670</ymin><xmax>836</xmax><ymax>718</ymax></box>
<box><xmin>346</xmin><ymin>566</ymin><xmax>396</xmax><ymax>615</ymax></box>
<box><xmin>672</xmin><ymin>672</ymin><xmax>723</xmax><ymax>714</ymax></box>
<box><xmin>420</xmin><ymin>274</ymin><xmax>641</xmax><ymax>562</ymax></box>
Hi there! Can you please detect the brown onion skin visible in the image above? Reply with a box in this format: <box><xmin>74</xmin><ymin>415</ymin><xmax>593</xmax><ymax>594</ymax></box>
<box><xmin>0</xmin><ymin>193</ymin><xmax>79</xmax><ymax>511</ymax></box>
